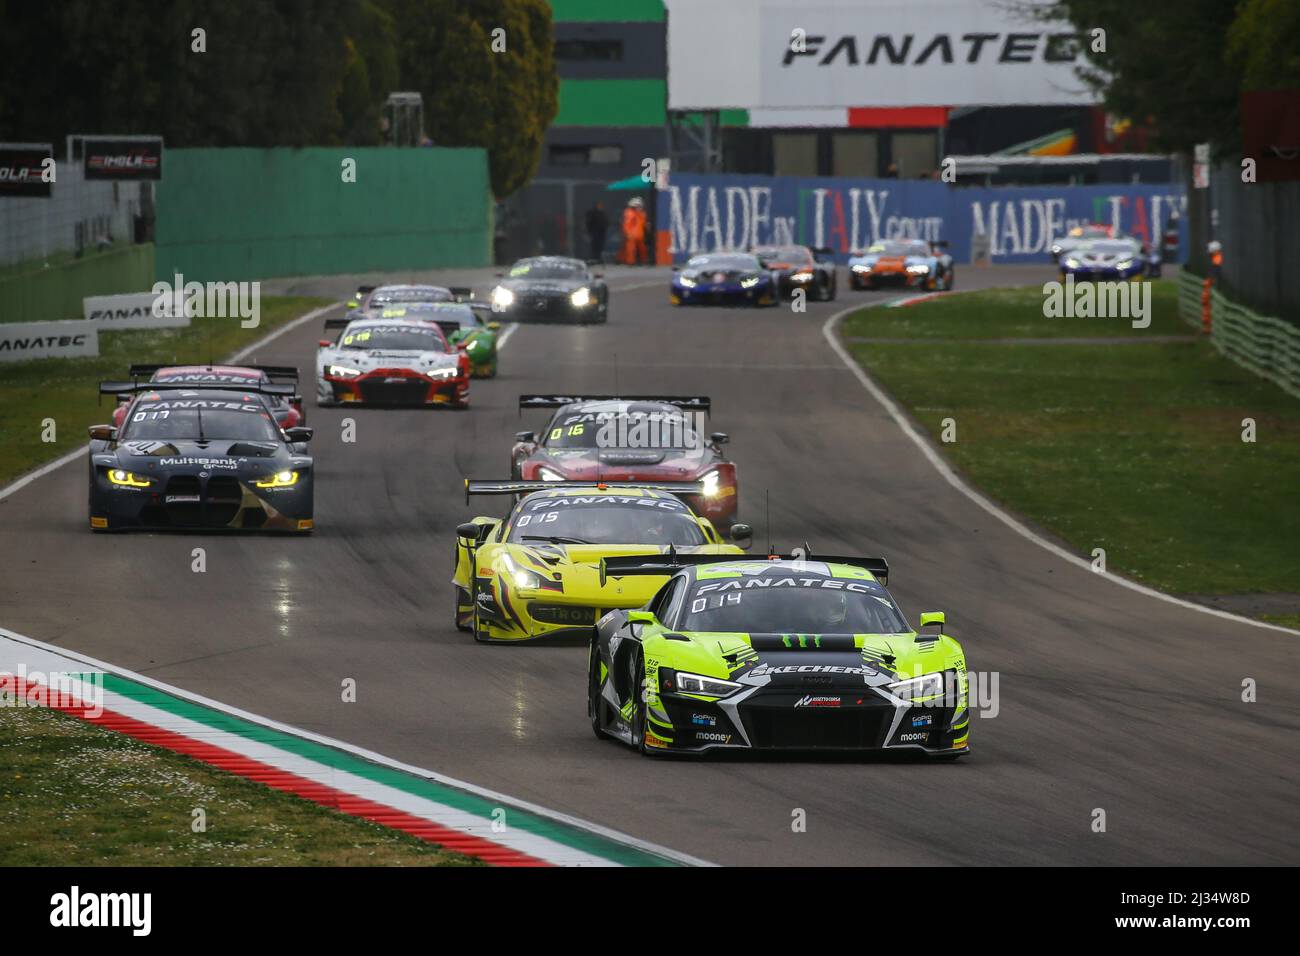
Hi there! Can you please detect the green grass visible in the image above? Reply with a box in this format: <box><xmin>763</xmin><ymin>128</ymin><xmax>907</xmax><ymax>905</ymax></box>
<box><xmin>842</xmin><ymin>281</ymin><xmax>1300</xmax><ymax>598</ymax></box>
<box><xmin>0</xmin><ymin>706</ymin><xmax>478</xmax><ymax>866</ymax></box>
<box><xmin>0</xmin><ymin>296</ymin><xmax>332</xmax><ymax>486</ymax></box>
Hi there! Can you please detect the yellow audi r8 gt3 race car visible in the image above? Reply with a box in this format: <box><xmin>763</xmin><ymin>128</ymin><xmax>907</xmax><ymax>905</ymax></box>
<box><xmin>452</xmin><ymin>480</ymin><xmax>752</xmax><ymax>643</ymax></box>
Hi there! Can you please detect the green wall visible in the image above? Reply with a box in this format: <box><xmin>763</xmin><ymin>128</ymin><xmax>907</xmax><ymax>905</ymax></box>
<box><xmin>0</xmin><ymin>243</ymin><xmax>155</xmax><ymax>324</ymax></box>
<box><xmin>154</xmin><ymin>147</ymin><xmax>492</xmax><ymax>283</ymax></box>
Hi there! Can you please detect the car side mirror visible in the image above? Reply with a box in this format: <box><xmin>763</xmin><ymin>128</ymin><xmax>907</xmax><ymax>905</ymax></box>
<box><xmin>488</xmin><ymin>321</ymin><xmax>501</xmax><ymax>330</ymax></box>
<box><xmin>627</xmin><ymin>610</ymin><xmax>656</xmax><ymax>625</ymax></box>
<box><xmin>88</xmin><ymin>424</ymin><xmax>116</xmax><ymax>441</ymax></box>
<box><xmin>917</xmin><ymin>611</ymin><xmax>945</xmax><ymax>641</ymax></box>
<box><xmin>318</xmin><ymin>339</ymin><xmax>332</xmax><ymax>347</ymax></box>
<box><xmin>456</xmin><ymin>522</ymin><xmax>483</xmax><ymax>543</ymax></box>
<box><xmin>284</xmin><ymin>426</ymin><xmax>313</xmax><ymax>442</ymax></box>
<box><xmin>729</xmin><ymin>523</ymin><xmax>753</xmax><ymax>550</ymax></box>
<box><xmin>515</xmin><ymin>431</ymin><xmax>536</xmax><ymax>443</ymax></box>
<box><xmin>710</xmin><ymin>431</ymin><xmax>729</xmax><ymax>445</ymax></box>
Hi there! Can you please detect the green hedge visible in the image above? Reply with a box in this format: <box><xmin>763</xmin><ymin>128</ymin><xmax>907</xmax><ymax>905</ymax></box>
<box><xmin>0</xmin><ymin>244</ymin><xmax>155</xmax><ymax>324</ymax></box>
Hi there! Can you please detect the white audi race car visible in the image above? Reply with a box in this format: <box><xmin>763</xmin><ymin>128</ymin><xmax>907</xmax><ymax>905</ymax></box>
<box><xmin>316</xmin><ymin>314</ymin><xmax>470</xmax><ymax>408</ymax></box>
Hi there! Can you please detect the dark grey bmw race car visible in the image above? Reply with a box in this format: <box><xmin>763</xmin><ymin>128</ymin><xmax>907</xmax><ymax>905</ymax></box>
<box><xmin>489</xmin><ymin>256</ymin><xmax>608</xmax><ymax>323</ymax></box>
<box><xmin>88</xmin><ymin>382</ymin><xmax>315</xmax><ymax>533</ymax></box>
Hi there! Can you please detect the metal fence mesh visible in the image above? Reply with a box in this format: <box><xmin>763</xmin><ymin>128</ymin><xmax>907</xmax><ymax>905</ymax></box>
<box><xmin>0</xmin><ymin>163</ymin><xmax>144</xmax><ymax>267</ymax></box>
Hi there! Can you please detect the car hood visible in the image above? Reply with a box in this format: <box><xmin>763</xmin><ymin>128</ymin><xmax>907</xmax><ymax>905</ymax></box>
<box><xmin>96</xmin><ymin>439</ymin><xmax>303</xmax><ymax>477</ymax></box>
<box><xmin>320</xmin><ymin>347</ymin><xmax>458</xmax><ymax>371</ymax></box>
<box><xmin>533</xmin><ymin>447</ymin><xmax>716</xmax><ymax>475</ymax></box>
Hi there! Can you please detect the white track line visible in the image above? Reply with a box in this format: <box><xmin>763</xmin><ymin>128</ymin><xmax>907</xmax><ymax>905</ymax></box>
<box><xmin>823</xmin><ymin>304</ymin><xmax>1300</xmax><ymax>637</ymax></box>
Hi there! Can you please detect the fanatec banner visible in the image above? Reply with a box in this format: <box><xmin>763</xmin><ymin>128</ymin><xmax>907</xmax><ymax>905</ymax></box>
<box><xmin>0</xmin><ymin>320</ymin><xmax>99</xmax><ymax>362</ymax></box>
<box><xmin>665</xmin><ymin>0</ymin><xmax>1098</xmax><ymax>109</ymax></box>
<box><xmin>656</xmin><ymin>174</ymin><xmax>1188</xmax><ymax>265</ymax></box>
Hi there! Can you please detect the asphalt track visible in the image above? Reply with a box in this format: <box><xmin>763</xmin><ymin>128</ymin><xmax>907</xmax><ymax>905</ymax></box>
<box><xmin>2</xmin><ymin>265</ymin><xmax>1297</xmax><ymax>866</ymax></box>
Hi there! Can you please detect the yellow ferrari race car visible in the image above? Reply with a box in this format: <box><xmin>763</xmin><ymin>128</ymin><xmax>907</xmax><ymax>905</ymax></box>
<box><xmin>453</xmin><ymin>480</ymin><xmax>752</xmax><ymax>643</ymax></box>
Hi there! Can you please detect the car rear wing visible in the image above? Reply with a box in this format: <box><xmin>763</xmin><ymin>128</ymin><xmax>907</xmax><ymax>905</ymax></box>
<box><xmin>518</xmin><ymin>394</ymin><xmax>711</xmax><ymax>413</ymax></box>
<box><xmin>353</xmin><ymin>285</ymin><xmax>376</xmax><ymax>297</ymax></box>
<box><xmin>811</xmin><ymin>246</ymin><xmax>837</xmax><ymax>262</ymax></box>
<box><xmin>99</xmin><ymin>380</ymin><xmax>297</xmax><ymax>402</ymax></box>
<box><xmin>127</xmin><ymin>363</ymin><xmax>299</xmax><ymax>385</ymax></box>
<box><xmin>448</xmin><ymin>287</ymin><xmax>474</xmax><ymax>302</ymax></box>
<box><xmin>599</xmin><ymin>551</ymin><xmax>889</xmax><ymax>586</ymax></box>
<box><xmin>323</xmin><ymin>317</ymin><xmax>352</xmax><ymax>331</ymax></box>
<box><xmin>432</xmin><ymin>320</ymin><xmax>462</xmax><ymax>339</ymax></box>
<box><xmin>466</xmin><ymin>478</ymin><xmax>705</xmax><ymax>504</ymax></box>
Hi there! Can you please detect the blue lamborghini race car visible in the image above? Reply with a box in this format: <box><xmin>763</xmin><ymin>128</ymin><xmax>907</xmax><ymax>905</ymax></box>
<box><xmin>671</xmin><ymin>253</ymin><xmax>778</xmax><ymax>307</ymax></box>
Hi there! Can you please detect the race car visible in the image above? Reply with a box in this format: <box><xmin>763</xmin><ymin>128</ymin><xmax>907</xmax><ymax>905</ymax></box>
<box><xmin>316</xmin><ymin>313</ymin><xmax>470</xmax><ymax>407</ymax></box>
<box><xmin>671</xmin><ymin>253</ymin><xmax>778</xmax><ymax>306</ymax></box>
<box><xmin>1048</xmin><ymin>223</ymin><xmax>1113</xmax><ymax>262</ymax></box>
<box><xmin>345</xmin><ymin>283</ymin><xmax>471</xmax><ymax>319</ymax></box>
<box><xmin>489</xmin><ymin>256</ymin><xmax>608</xmax><ymax>323</ymax></box>
<box><xmin>752</xmin><ymin>244</ymin><xmax>837</xmax><ymax>301</ymax></box>
<box><xmin>511</xmin><ymin>394</ymin><xmax>738</xmax><ymax>527</ymax></box>
<box><xmin>847</xmin><ymin>239</ymin><xmax>954</xmax><ymax>291</ymax></box>
<box><xmin>452</xmin><ymin>480</ymin><xmax>751</xmax><ymax>642</ymax></box>
<box><xmin>589</xmin><ymin>552</ymin><xmax>970</xmax><ymax>758</ymax></box>
<box><xmin>417</xmin><ymin>301</ymin><xmax>501</xmax><ymax>378</ymax></box>
<box><xmin>88</xmin><ymin>382</ymin><xmax>314</xmax><ymax>533</ymax></box>
<box><xmin>1058</xmin><ymin>237</ymin><xmax>1157</xmax><ymax>282</ymax></box>
<box><xmin>111</xmin><ymin>364</ymin><xmax>305</xmax><ymax>430</ymax></box>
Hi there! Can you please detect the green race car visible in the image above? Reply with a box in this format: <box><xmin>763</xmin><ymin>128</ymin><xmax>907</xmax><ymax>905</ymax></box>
<box><xmin>419</xmin><ymin>302</ymin><xmax>501</xmax><ymax>378</ymax></box>
<box><xmin>589</xmin><ymin>552</ymin><xmax>970</xmax><ymax>758</ymax></box>
<box><xmin>453</xmin><ymin>480</ymin><xmax>752</xmax><ymax>643</ymax></box>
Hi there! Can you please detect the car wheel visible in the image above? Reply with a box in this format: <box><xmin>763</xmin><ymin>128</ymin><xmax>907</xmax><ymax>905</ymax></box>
<box><xmin>588</xmin><ymin>637</ymin><xmax>608</xmax><ymax>740</ymax></box>
<box><xmin>628</xmin><ymin>646</ymin><xmax>649</xmax><ymax>754</ymax></box>
<box><xmin>472</xmin><ymin>599</ymin><xmax>491</xmax><ymax>644</ymax></box>
<box><xmin>946</xmin><ymin>270</ymin><xmax>955</xmax><ymax>291</ymax></box>
<box><xmin>454</xmin><ymin>586</ymin><xmax>472</xmax><ymax>632</ymax></box>
<box><xmin>826</xmin><ymin>272</ymin><xmax>837</xmax><ymax>301</ymax></box>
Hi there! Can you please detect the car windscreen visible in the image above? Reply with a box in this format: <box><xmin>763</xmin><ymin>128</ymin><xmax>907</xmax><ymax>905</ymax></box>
<box><xmin>544</xmin><ymin>411</ymin><xmax>700</xmax><ymax>449</ymax></box>
<box><xmin>338</xmin><ymin>324</ymin><xmax>447</xmax><ymax>350</ymax></box>
<box><xmin>865</xmin><ymin>241</ymin><xmax>926</xmax><ymax>256</ymax></box>
<box><xmin>509</xmin><ymin>261</ymin><xmax>586</xmax><ymax>279</ymax></box>
<box><xmin>122</xmin><ymin>397</ymin><xmax>280</xmax><ymax>441</ymax></box>
<box><xmin>754</xmin><ymin>247</ymin><xmax>809</xmax><ymax>264</ymax></box>
<box><xmin>680</xmin><ymin>575</ymin><xmax>908</xmax><ymax>633</ymax></box>
<box><xmin>508</xmin><ymin>495</ymin><xmax>705</xmax><ymax>546</ymax></box>
<box><xmin>371</xmin><ymin>288</ymin><xmax>452</xmax><ymax>304</ymax></box>
<box><xmin>685</xmin><ymin>255</ymin><xmax>759</xmax><ymax>271</ymax></box>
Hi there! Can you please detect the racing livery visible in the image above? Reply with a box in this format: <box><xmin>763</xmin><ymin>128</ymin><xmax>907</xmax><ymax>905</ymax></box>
<box><xmin>1058</xmin><ymin>236</ymin><xmax>1158</xmax><ymax>281</ymax></box>
<box><xmin>112</xmin><ymin>364</ymin><xmax>305</xmax><ymax>430</ymax></box>
<box><xmin>511</xmin><ymin>395</ymin><xmax>738</xmax><ymax>527</ymax></box>
<box><xmin>589</xmin><ymin>554</ymin><xmax>969</xmax><ymax>757</ymax></box>
<box><xmin>671</xmin><ymin>253</ymin><xmax>778</xmax><ymax>306</ymax></box>
<box><xmin>490</xmin><ymin>257</ymin><xmax>608</xmax><ymax>323</ymax></box>
<box><xmin>417</xmin><ymin>301</ymin><xmax>501</xmax><ymax>378</ymax></box>
<box><xmin>88</xmin><ymin>382</ymin><xmax>314</xmax><ymax>533</ymax></box>
<box><xmin>317</xmin><ymin>314</ymin><xmax>469</xmax><ymax>407</ymax></box>
<box><xmin>452</xmin><ymin>480</ymin><xmax>750</xmax><ymax>642</ymax></box>
<box><xmin>753</xmin><ymin>244</ymin><xmax>837</xmax><ymax>301</ymax></box>
<box><xmin>848</xmin><ymin>239</ymin><xmax>954</xmax><ymax>291</ymax></box>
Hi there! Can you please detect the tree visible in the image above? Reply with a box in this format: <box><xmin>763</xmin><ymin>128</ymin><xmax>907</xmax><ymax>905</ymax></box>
<box><xmin>1228</xmin><ymin>0</ymin><xmax>1300</xmax><ymax>91</ymax></box>
<box><xmin>379</xmin><ymin>0</ymin><xmax>557</xmax><ymax>196</ymax></box>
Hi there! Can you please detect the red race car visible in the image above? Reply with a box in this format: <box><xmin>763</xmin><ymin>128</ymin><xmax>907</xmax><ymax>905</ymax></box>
<box><xmin>112</xmin><ymin>364</ymin><xmax>305</xmax><ymax>430</ymax></box>
<box><xmin>510</xmin><ymin>395</ymin><xmax>739</xmax><ymax>528</ymax></box>
<box><xmin>316</xmin><ymin>315</ymin><xmax>470</xmax><ymax>408</ymax></box>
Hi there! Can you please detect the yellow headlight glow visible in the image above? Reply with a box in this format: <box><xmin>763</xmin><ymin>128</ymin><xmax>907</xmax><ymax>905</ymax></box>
<box><xmin>254</xmin><ymin>470</ymin><xmax>299</xmax><ymax>488</ymax></box>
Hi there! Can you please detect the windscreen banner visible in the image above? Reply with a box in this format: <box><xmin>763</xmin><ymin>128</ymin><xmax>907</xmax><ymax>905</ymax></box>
<box><xmin>656</xmin><ymin>174</ymin><xmax>1188</xmax><ymax>265</ymax></box>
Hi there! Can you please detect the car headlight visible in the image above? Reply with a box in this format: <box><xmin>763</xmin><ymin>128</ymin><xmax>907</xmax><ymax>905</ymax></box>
<box><xmin>328</xmin><ymin>364</ymin><xmax>362</xmax><ymax>378</ymax></box>
<box><xmin>537</xmin><ymin>466</ymin><xmax>564</xmax><ymax>481</ymax></box>
<box><xmin>739</xmin><ymin>275</ymin><xmax>761</xmax><ymax>288</ymax></box>
<box><xmin>790</xmin><ymin>271</ymin><xmax>813</xmax><ymax>283</ymax></box>
<box><xmin>254</xmin><ymin>470</ymin><xmax>299</xmax><ymax>488</ymax></box>
<box><xmin>678</xmin><ymin>275</ymin><xmax>697</xmax><ymax>288</ymax></box>
<box><xmin>851</xmin><ymin>262</ymin><xmax>873</xmax><ymax>272</ymax></box>
<box><xmin>675</xmin><ymin>671</ymin><xmax>742</xmax><ymax>698</ymax></box>
<box><xmin>1115</xmin><ymin>258</ymin><xmax>1134</xmax><ymax>270</ymax></box>
<box><xmin>906</xmin><ymin>264</ymin><xmax>930</xmax><ymax>274</ymax></box>
<box><xmin>491</xmin><ymin>286</ymin><xmax>514</xmax><ymax>308</ymax></box>
<box><xmin>501</xmin><ymin>554</ymin><xmax>540</xmax><ymax>591</ymax></box>
<box><xmin>570</xmin><ymin>287</ymin><xmax>591</xmax><ymax>307</ymax></box>
<box><xmin>107</xmin><ymin>468</ymin><xmax>151</xmax><ymax>488</ymax></box>
<box><xmin>700</xmin><ymin>470</ymin><xmax>720</xmax><ymax>497</ymax></box>
<box><xmin>426</xmin><ymin>366</ymin><xmax>459</xmax><ymax>379</ymax></box>
<box><xmin>1063</xmin><ymin>257</ymin><xmax>1081</xmax><ymax>269</ymax></box>
<box><xmin>887</xmin><ymin>672</ymin><xmax>946</xmax><ymax>702</ymax></box>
